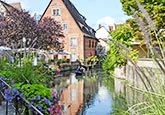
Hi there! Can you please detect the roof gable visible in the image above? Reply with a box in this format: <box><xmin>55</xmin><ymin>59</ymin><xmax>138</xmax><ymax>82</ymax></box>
<box><xmin>95</xmin><ymin>26</ymin><xmax>110</xmax><ymax>39</ymax></box>
<box><xmin>10</xmin><ymin>2</ymin><xmax>22</xmax><ymax>11</ymax></box>
<box><xmin>41</xmin><ymin>0</ymin><xmax>96</xmax><ymax>39</ymax></box>
<box><xmin>62</xmin><ymin>0</ymin><xmax>95</xmax><ymax>38</ymax></box>
<box><xmin>0</xmin><ymin>1</ymin><xmax>22</xmax><ymax>13</ymax></box>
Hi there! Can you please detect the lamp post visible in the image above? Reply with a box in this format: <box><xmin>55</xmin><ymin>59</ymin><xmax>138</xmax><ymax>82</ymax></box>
<box><xmin>23</xmin><ymin>37</ymin><xmax>26</xmax><ymax>61</ymax></box>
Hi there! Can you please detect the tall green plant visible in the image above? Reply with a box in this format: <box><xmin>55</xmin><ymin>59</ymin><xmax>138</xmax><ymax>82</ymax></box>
<box><xmin>116</xmin><ymin>0</ymin><xmax>165</xmax><ymax>114</ymax></box>
<box><xmin>0</xmin><ymin>56</ymin><xmax>53</xmax><ymax>86</ymax></box>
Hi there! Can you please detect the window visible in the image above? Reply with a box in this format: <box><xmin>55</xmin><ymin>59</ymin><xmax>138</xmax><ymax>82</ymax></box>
<box><xmin>92</xmin><ymin>41</ymin><xmax>94</xmax><ymax>48</ymax></box>
<box><xmin>63</xmin><ymin>23</ymin><xmax>68</xmax><ymax>31</ymax></box>
<box><xmin>95</xmin><ymin>42</ymin><xmax>97</xmax><ymax>47</ymax></box>
<box><xmin>70</xmin><ymin>53</ymin><xmax>77</xmax><ymax>62</ymax></box>
<box><xmin>89</xmin><ymin>40</ymin><xmax>91</xmax><ymax>48</ymax></box>
<box><xmin>52</xmin><ymin>8</ymin><xmax>60</xmax><ymax>16</ymax></box>
<box><xmin>70</xmin><ymin>37</ymin><xmax>77</xmax><ymax>47</ymax></box>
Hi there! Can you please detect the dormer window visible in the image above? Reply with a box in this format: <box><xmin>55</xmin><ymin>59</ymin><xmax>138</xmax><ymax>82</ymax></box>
<box><xmin>0</xmin><ymin>12</ymin><xmax>4</xmax><ymax>16</ymax></box>
<box><xmin>90</xmin><ymin>29</ymin><xmax>94</xmax><ymax>34</ymax></box>
<box><xmin>52</xmin><ymin>8</ymin><xmax>60</xmax><ymax>16</ymax></box>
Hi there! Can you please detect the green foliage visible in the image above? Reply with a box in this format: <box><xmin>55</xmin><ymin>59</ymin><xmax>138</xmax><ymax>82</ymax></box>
<box><xmin>14</xmin><ymin>83</ymin><xmax>51</xmax><ymax>114</ymax></box>
<box><xmin>0</xmin><ymin>57</ymin><xmax>53</xmax><ymax>86</ymax></box>
<box><xmin>128</xmin><ymin>49</ymin><xmax>139</xmax><ymax>62</ymax></box>
<box><xmin>57</xmin><ymin>59</ymin><xmax>67</xmax><ymax>63</ymax></box>
<box><xmin>0</xmin><ymin>58</ymin><xmax>12</xmax><ymax>77</ymax></box>
<box><xmin>102</xmin><ymin>23</ymin><xmax>136</xmax><ymax>73</ymax></box>
<box><xmin>111</xmin><ymin>94</ymin><xmax>129</xmax><ymax>115</ymax></box>
<box><xmin>110</xmin><ymin>24</ymin><xmax>133</xmax><ymax>43</ymax></box>
<box><xmin>120</xmin><ymin>0</ymin><xmax>165</xmax><ymax>29</ymax></box>
<box><xmin>86</xmin><ymin>55</ymin><xmax>98</xmax><ymax>64</ymax></box>
<box><xmin>2</xmin><ymin>63</ymin><xmax>42</xmax><ymax>83</ymax></box>
<box><xmin>102</xmin><ymin>75</ymin><xmax>115</xmax><ymax>93</ymax></box>
<box><xmin>102</xmin><ymin>44</ymin><xmax>126</xmax><ymax>73</ymax></box>
<box><xmin>126</xmin><ymin>19</ymin><xmax>143</xmax><ymax>42</ymax></box>
<box><xmin>14</xmin><ymin>83</ymin><xmax>51</xmax><ymax>100</ymax></box>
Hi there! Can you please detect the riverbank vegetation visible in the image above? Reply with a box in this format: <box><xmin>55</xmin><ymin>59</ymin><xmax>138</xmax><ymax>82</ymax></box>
<box><xmin>103</xmin><ymin>0</ymin><xmax>165</xmax><ymax>114</ymax></box>
<box><xmin>0</xmin><ymin>56</ymin><xmax>63</xmax><ymax>114</ymax></box>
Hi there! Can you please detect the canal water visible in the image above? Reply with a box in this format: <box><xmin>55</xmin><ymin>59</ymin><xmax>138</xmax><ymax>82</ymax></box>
<box><xmin>53</xmin><ymin>68</ymin><xmax>114</xmax><ymax>115</ymax></box>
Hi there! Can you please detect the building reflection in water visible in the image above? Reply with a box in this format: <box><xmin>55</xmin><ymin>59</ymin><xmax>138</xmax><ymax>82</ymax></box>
<box><xmin>55</xmin><ymin>73</ymin><xmax>84</xmax><ymax>115</ymax></box>
<box><xmin>53</xmin><ymin>69</ymin><xmax>112</xmax><ymax>115</ymax></box>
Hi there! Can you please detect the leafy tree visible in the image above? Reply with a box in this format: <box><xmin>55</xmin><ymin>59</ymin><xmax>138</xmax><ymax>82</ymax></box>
<box><xmin>38</xmin><ymin>17</ymin><xmax>64</xmax><ymax>50</ymax></box>
<box><xmin>102</xmin><ymin>23</ymin><xmax>134</xmax><ymax>73</ymax></box>
<box><xmin>125</xmin><ymin>18</ymin><xmax>143</xmax><ymax>41</ymax></box>
<box><xmin>0</xmin><ymin>1</ymin><xmax>64</xmax><ymax>51</ymax></box>
<box><xmin>120</xmin><ymin>0</ymin><xmax>165</xmax><ymax>29</ymax></box>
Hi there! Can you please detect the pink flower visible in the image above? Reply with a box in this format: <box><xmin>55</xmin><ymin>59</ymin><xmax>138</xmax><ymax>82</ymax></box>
<box><xmin>51</xmin><ymin>89</ymin><xmax>56</xmax><ymax>97</ymax></box>
<box><xmin>50</xmin><ymin>105</ymin><xmax>55</xmax><ymax>114</ymax></box>
<box><xmin>55</xmin><ymin>108</ymin><xmax>59</xmax><ymax>113</ymax></box>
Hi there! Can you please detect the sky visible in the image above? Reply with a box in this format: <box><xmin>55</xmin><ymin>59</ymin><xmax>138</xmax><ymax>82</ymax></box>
<box><xmin>4</xmin><ymin>0</ymin><xmax>130</xmax><ymax>29</ymax></box>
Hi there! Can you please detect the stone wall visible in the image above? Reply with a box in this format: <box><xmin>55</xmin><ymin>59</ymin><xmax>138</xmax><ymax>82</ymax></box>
<box><xmin>114</xmin><ymin>58</ymin><xmax>165</xmax><ymax>108</ymax></box>
<box><xmin>126</xmin><ymin>58</ymin><xmax>165</xmax><ymax>92</ymax></box>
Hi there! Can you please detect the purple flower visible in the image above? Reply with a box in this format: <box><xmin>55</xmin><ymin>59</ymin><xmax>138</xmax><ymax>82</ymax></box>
<box><xmin>19</xmin><ymin>93</ymin><xmax>23</xmax><ymax>97</ymax></box>
<box><xmin>17</xmin><ymin>96</ymin><xmax>20</xmax><ymax>100</ymax></box>
<box><xmin>15</xmin><ymin>90</ymin><xmax>19</xmax><ymax>96</ymax></box>
<box><xmin>28</xmin><ymin>104</ymin><xmax>32</xmax><ymax>108</ymax></box>
<box><xmin>11</xmin><ymin>89</ymin><xmax>15</xmax><ymax>95</ymax></box>
<box><xmin>0</xmin><ymin>76</ymin><xmax>5</xmax><ymax>80</ymax></box>
<box><xmin>31</xmin><ymin>96</ymin><xmax>37</xmax><ymax>101</ymax></box>
<box><xmin>4</xmin><ymin>88</ymin><xmax>9</xmax><ymax>95</ymax></box>
<box><xmin>1</xmin><ymin>82</ymin><xmax>5</xmax><ymax>87</ymax></box>
<box><xmin>48</xmin><ymin>107</ymin><xmax>51</xmax><ymax>111</ymax></box>
<box><xmin>37</xmin><ymin>105</ymin><xmax>42</xmax><ymax>111</ymax></box>
<box><xmin>31</xmin><ymin>102</ymin><xmax>34</xmax><ymax>105</ymax></box>
<box><xmin>42</xmin><ymin>97</ymin><xmax>51</xmax><ymax>106</ymax></box>
<box><xmin>36</xmin><ymin>95</ymin><xmax>41</xmax><ymax>100</ymax></box>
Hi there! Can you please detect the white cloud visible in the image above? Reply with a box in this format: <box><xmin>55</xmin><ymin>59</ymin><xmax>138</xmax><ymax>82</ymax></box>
<box><xmin>94</xmin><ymin>16</ymin><xmax>131</xmax><ymax>30</ymax></box>
<box><xmin>97</xmin><ymin>16</ymin><xmax>115</xmax><ymax>26</ymax></box>
<box><xmin>94</xmin><ymin>16</ymin><xmax>115</xmax><ymax>30</ymax></box>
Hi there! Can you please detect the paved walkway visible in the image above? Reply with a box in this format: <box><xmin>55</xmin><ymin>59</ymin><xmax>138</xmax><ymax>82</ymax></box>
<box><xmin>0</xmin><ymin>101</ymin><xmax>15</xmax><ymax>115</ymax></box>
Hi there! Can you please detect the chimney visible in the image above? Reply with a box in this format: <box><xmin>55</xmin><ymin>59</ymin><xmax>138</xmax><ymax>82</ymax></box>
<box><xmin>98</xmin><ymin>24</ymin><xmax>102</xmax><ymax>29</ymax></box>
<box><xmin>109</xmin><ymin>26</ymin><xmax>113</xmax><ymax>31</ymax></box>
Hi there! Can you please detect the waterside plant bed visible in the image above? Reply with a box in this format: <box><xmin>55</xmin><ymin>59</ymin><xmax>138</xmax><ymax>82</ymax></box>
<box><xmin>0</xmin><ymin>76</ymin><xmax>63</xmax><ymax>115</ymax></box>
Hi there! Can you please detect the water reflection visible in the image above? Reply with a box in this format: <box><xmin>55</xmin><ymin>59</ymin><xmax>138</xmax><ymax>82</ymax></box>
<box><xmin>53</xmin><ymin>69</ymin><xmax>113</xmax><ymax>115</ymax></box>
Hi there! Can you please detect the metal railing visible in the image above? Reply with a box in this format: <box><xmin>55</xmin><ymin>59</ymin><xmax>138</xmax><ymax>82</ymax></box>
<box><xmin>0</xmin><ymin>77</ymin><xmax>44</xmax><ymax>115</ymax></box>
